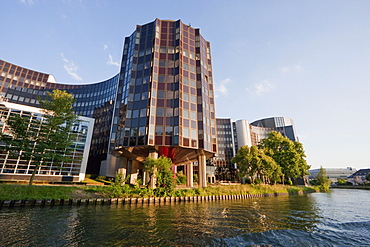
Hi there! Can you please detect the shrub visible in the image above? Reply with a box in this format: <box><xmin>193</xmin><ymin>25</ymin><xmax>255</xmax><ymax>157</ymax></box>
<box><xmin>97</xmin><ymin>175</ymin><xmax>107</xmax><ymax>180</ymax></box>
<box><xmin>254</xmin><ymin>178</ymin><xmax>263</xmax><ymax>185</ymax></box>
<box><xmin>193</xmin><ymin>174</ymin><xmax>198</xmax><ymax>183</ymax></box>
<box><xmin>176</xmin><ymin>171</ymin><xmax>187</xmax><ymax>185</ymax></box>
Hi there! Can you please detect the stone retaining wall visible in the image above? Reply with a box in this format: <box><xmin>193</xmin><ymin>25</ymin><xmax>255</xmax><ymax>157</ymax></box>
<box><xmin>0</xmin><ymin>192</ymin><xmax>302</xmax><ymax>209</ymax></box>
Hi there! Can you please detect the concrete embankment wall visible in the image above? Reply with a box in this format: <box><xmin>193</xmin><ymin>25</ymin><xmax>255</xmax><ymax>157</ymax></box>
<box><xmin>0</xmin><ymin>192</ymin><xmax>304</xmax><ymax>209</ymax></box>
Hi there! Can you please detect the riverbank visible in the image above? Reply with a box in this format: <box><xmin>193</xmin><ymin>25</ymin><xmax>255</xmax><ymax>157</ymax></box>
<box><xmin>0</xmin><ymin>183</ymin><xmax>316</xmax><ymax>203</ymax></box>
<box><xmin>331</xmin><ymin>185</ymin><xmax>370</xmax><ymax>190</ymax></box>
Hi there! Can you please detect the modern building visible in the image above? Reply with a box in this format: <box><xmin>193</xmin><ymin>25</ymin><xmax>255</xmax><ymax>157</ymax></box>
<box><xmin>0</xmin><ymin>96</ymin><xmax>94</xmax><ymax>182</ymax></box>
<box><xmin>250</xmin><ymin>117</ymin><xmax>298</xmax><ymax>141</ymax></box>
<box><xmin>214</xmin><ymin>117</ymin><xmax>298</xmax><ymax>181</ymax></box>
<box><xmin>107</xmin><ymin>19</ymin><xmax>217</xmax><ymax>187</ymax></box>
<box><xmin>214</xmin><ymin>118</ymin><xmax>237</xmax><ymax>181</ymax></box>
<box><xmin>0</xmin><ymin>19</ymin><xmax>217</xmax><ymax>187</ymax></box>
<box><xmin>308</xmin><ymin>167</ymin><xmax>356</xmax><ymax>183</ymax></box>
<box><xmin>0</xmin><ymin>59</ymin><xmax>118</xmax><ymax>176</ymax></box>
<box><xmin>347</xmin><ymin>169</ymin><xmax>370</xmax><ymax>185</ymax></box>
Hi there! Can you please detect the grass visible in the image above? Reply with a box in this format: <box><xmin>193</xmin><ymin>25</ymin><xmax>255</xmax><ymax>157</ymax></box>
<box><xmin>0</xmin><ymin>183</ymin><xmax>317</xmax><ymax>201</ymax></box>
<box><xmin>0</xmin><ymin>184</ymin><xmax>76</xmax><ymax>200</ymax></box>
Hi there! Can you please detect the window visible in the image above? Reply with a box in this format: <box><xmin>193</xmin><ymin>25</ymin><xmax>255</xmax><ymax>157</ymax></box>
<box><xmin>156</xmin><ymin>126</ymin><xmax>163</xmax><ymax>135</ymax></box>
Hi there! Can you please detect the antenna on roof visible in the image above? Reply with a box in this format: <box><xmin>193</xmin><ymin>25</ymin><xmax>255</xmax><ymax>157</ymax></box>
<box><xmin>189</xmin><ymin>23</ymin><xmax>191</xmax><ymax>27</ymax></box>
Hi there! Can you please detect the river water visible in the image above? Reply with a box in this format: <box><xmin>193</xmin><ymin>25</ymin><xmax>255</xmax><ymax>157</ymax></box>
<box><xmin>1</xmin><ymin>188</ymin><xmax>369</xmax><ymax>246</ymax></box>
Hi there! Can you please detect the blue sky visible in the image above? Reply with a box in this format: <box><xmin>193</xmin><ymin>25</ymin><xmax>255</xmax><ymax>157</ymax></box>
<box><xmin>2</xmin><ymin>0</ymin><xmax>370</xmax><ymax>170</ymax></box>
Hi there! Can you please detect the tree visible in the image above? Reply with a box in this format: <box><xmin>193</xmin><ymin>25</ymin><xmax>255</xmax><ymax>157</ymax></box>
<box><xmin>316</xmin><ymin>166</ymin><xmax>332</xmax><ymax>192</ymax></box>
<box><xmin>337</xmin><ymin>178</ymin><xmax>347</xmax><ymax>185</ymax></box>
<box><xmin>143</xmin><ymin>155</ymin><xmax>175</xmax><ymax>196</ymax></box>
<box><xmin>0</xmin><ymin>90</ymin><xmax>78</xmax><ymax>185</ymax></box>
<box><xmin>143</xmin><ymin>156</ymin><xmax>157</xmax><ymax>188</ymax></box>
<box><xmin>231</xmin><ymin>145</ymin><xmax>281</xmax><ymax>184</ymax></box>
<box><xmin>259</xmin><ymin>131</ymin><xmax>310</xmax><ymax>184</ymax></box>
<box><xmin>366</xmin><ymin>172</ymin><xmax>370</xmax><ymax>182</ymax></box>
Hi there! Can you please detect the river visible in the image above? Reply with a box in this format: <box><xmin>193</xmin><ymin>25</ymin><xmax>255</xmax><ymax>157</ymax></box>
<box><xmin>1</xmin><ymin>188</ymin><xmax>369</xmax><ymax>246</ymax></box>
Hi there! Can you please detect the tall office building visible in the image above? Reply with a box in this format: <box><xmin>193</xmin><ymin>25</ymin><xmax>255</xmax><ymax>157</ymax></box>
<box><xmin>0</xmin><ymin>19</ymin><xmax>217</xmax><ymax>186</ymax></box>
<box><xmin>106</xmin><ymin>19</ymin><xmax>217</xmax><ymax>187</ymax></box>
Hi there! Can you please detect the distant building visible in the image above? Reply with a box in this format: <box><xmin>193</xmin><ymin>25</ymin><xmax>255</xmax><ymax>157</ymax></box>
<box><xmin>0</xmin><ymin>98</ymin><xmax>94</xmax><ymax>182</ymax></box>
<box><xmin>308</xmin><ymin>167</ymin><xmax>356</xmax><ymax>183</ymax></box>
<box><xmin>250</xmin><ymin>117</ymin><xmax>298</xmax><ymax>141</ymax></box>
<box><xmin>214</xmin><ymin>117</ymin><xmax>298</xmax><ymax>181</ymax></box>
<box><xmin>347</xmin><ymin>169</ymin><xmax>370</xmax><ymax>185</ymax></box>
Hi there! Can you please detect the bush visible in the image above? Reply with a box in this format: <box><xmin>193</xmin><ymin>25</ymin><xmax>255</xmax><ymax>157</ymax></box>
<box><xmin>176</xmin><ymin>171</ymin><xmax>187</xmax><ymax>185</ymax></box>
<box><xmin>337</xmin><ymin>178</ymin><xmax>347</xmax><ymax>185</ymax></box>
<box><xmin>97</xmin><ymin>175</ymin><xmax>107</xmax><ymax>180</ymax></box>
<box><xmin>254</xmin><ymin>178</ymin><xmax>263</xmax><ymax>185</ymax></box>
<box><xmin>193</xmin><ymin>174</ymin><xmax>198</xmax><ymax>183</ymax></box>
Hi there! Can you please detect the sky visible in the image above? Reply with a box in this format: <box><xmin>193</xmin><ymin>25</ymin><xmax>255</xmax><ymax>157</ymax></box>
<box><xmin>1</xmin><ymin>0</ymin><xmax>370</xmax><ymax>170</ymax></box>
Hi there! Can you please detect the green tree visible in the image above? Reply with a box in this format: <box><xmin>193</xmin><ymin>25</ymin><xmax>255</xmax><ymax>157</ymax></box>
<box><xmin>259</xmin><ymin>131</ymin><xmax>310</xmax><ymax>184</ymax></box>
<box><xmin>176</xmin><ymin>171</ymin><xmax>187</xmax><ymax>185</ymax></box>
<box><xmin>366</xmin><ymin>172</ymin><xmax>370</xmax><ymax>182</ymax></box>
<box><xmin>154</xmin><ymin>156</ymin><xmax>175</xmax><ymax>196</ymax></box>
<box><xmin>0</xmin><ymin>90</ymin><xmax>78</xmax><ymax>185</ymax></box>
<box><xmin>231</xmin><ymin>145</ymin><xmax>281</xmax><ymax>184</ymax></box>
<box><xmin>143</xmin><ymin>155</ymin><xmax>175</xmax><ymax>196</ymax></box>
<box><xmin>337</xmin><ymin>178</ymin><xmax>347</xmax><ymax>185</ymax></box>
<box><xmin>143</xmin><ymin>156</ymin><xmax>157</xmax><ymax>188</ymax></box>
<box><xmin>316</xmin><ymin>166</ymin><xmax>332</xmax><ymax>192</ymax></box>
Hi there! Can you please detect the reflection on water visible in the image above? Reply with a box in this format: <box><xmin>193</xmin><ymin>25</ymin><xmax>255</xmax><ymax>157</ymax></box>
<box><xmin>1</xmin><ymin>189</ymin><xmax>369</xmax><ymax>246</ymax></box>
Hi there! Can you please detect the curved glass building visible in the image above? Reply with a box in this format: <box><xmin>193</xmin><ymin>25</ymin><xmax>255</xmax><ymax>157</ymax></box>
<box><xmin>0</xmin><ymin>58</ymin><xmax>118</xmax><ymax>175</ymax></box>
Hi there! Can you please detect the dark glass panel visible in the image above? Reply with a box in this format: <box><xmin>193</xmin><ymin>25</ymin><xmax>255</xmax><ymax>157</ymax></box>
<box><xmin>191</xmin><ymin>103</ymin><xmax>196</xmax><ymax>111</ymax></box>
<box><xmin>138</xmin><ymin>136</ymin><xmax>145</xmax><ymax>145</ymax></box>
<box><xmin>130</xmin><ymin>137</ymin><xmax>136</xmax><ymax>146</ymax></box>
<box><xmin>155</xmin><ymin>136</ymin><xmax>163</xmax><ymax>145</ymax></box>
<box><xmin>183</xmin><ymin>138</ymin><xmax>189</xmax><ymax>147</ymax></box>
<box><xmin>156</xmin><ymin>117</ymin><xmax>163</xmax><ymax>125</ymax></box>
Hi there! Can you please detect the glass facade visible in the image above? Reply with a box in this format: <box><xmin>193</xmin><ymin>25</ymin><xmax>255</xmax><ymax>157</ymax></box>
<box><xmin>112</xmin><ymin>19</ymin><xmax>217</xmax><ymax>165</ymax></box>
<box><xmin>250</xmin><ymin>117</ymin><xmax>297</xmax><ymax>141</ymax></box>
<box><xmin>0</xmin><ymin>99</ymin><xmax>94</xmax><ymax>182</ymax></box>
<box><xmin>0</xmin><ymin>59</ymin><xmax>118</xmax><ymax>174</ymax></box>
<box><xmin>215</xmin><ymin>119</ymin><xmax>235</xmax><ymax>168</ymax></box>
<box><xmin>0</xmin><ymin>19</ymin><xmax>218</xmax><ymax>177</ymax></box>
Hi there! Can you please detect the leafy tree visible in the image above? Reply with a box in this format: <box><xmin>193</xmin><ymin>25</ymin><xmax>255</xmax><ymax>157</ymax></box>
<box><xmin>337</xmin><ymin>178</ymin><xmax>347</xmax><ymax>185</ymax></box>
<box><xmin>231</xmin><ymin>145</ymin><xmax>281</xmax><ymax>184</ymax></box>
<box><xmin>176</xmin><ymin>171</ymin><xmax>187</xmax><ymax>185</ymax></box>
<box><xmin>366</xmin><ymin>172</ymin><xmax>370</xmax><ymax>182</ymax></box>
<box><xmin>143</xmin><ymin>155</ymin><xmax>175</xmax><ymax>196</ymax></box>
<box><xmin>0</xmin><ymin>90</ymin><xmax>78</xmax><ymax>185</ymax></box>
<box><xmin>154</xmin><ymin>156</ymin><xmax>175</xmax><ymax>196</ymax></box>
<box><xmin>259</xmin><ymin>131</ymin><xmax>310</xmax><ymax>184</ymax></box>
<box><xmin>143</xmin><ymin>156</ymin><xmax>157</xmax><ymax>188</ymax></box>
<box><xmin>316</xmin><ymin>166</ymin><xmax>332</xmax><ymax>192</ymax></box>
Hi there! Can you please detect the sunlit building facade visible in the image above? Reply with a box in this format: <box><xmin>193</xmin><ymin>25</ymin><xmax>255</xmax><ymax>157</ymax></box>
<box><xmin>106</xmin><ymin>19</ymin><xmax>217</xmax><ymax>187</ymax></box>
<box><xmin>0</xmin><ymin>97</ymin><xmax>94</xmax><ymax>182</ymax></box>
<box><xmin>0</xmin><ymin>19</ymin><xmax>217</xmax><ymax>186</ymax></box>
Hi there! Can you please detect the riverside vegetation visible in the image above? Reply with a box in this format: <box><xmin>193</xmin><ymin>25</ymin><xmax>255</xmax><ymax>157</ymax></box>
<box><xmin>0</xmin><ymin>181</ymin><xmax>317</xmax><ymax>201</ymax></box>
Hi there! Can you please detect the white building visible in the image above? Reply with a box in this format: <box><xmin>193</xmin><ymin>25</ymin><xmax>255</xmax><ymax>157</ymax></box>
<box><xmin>0</xmin><ymin>98</ymin><xmax>94</xmax><ymax>182</ymax></box>
<box><xmin>308</xmin><ymin>167</ymin><xmax>356</xmax><ymax>183</ymax></box>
